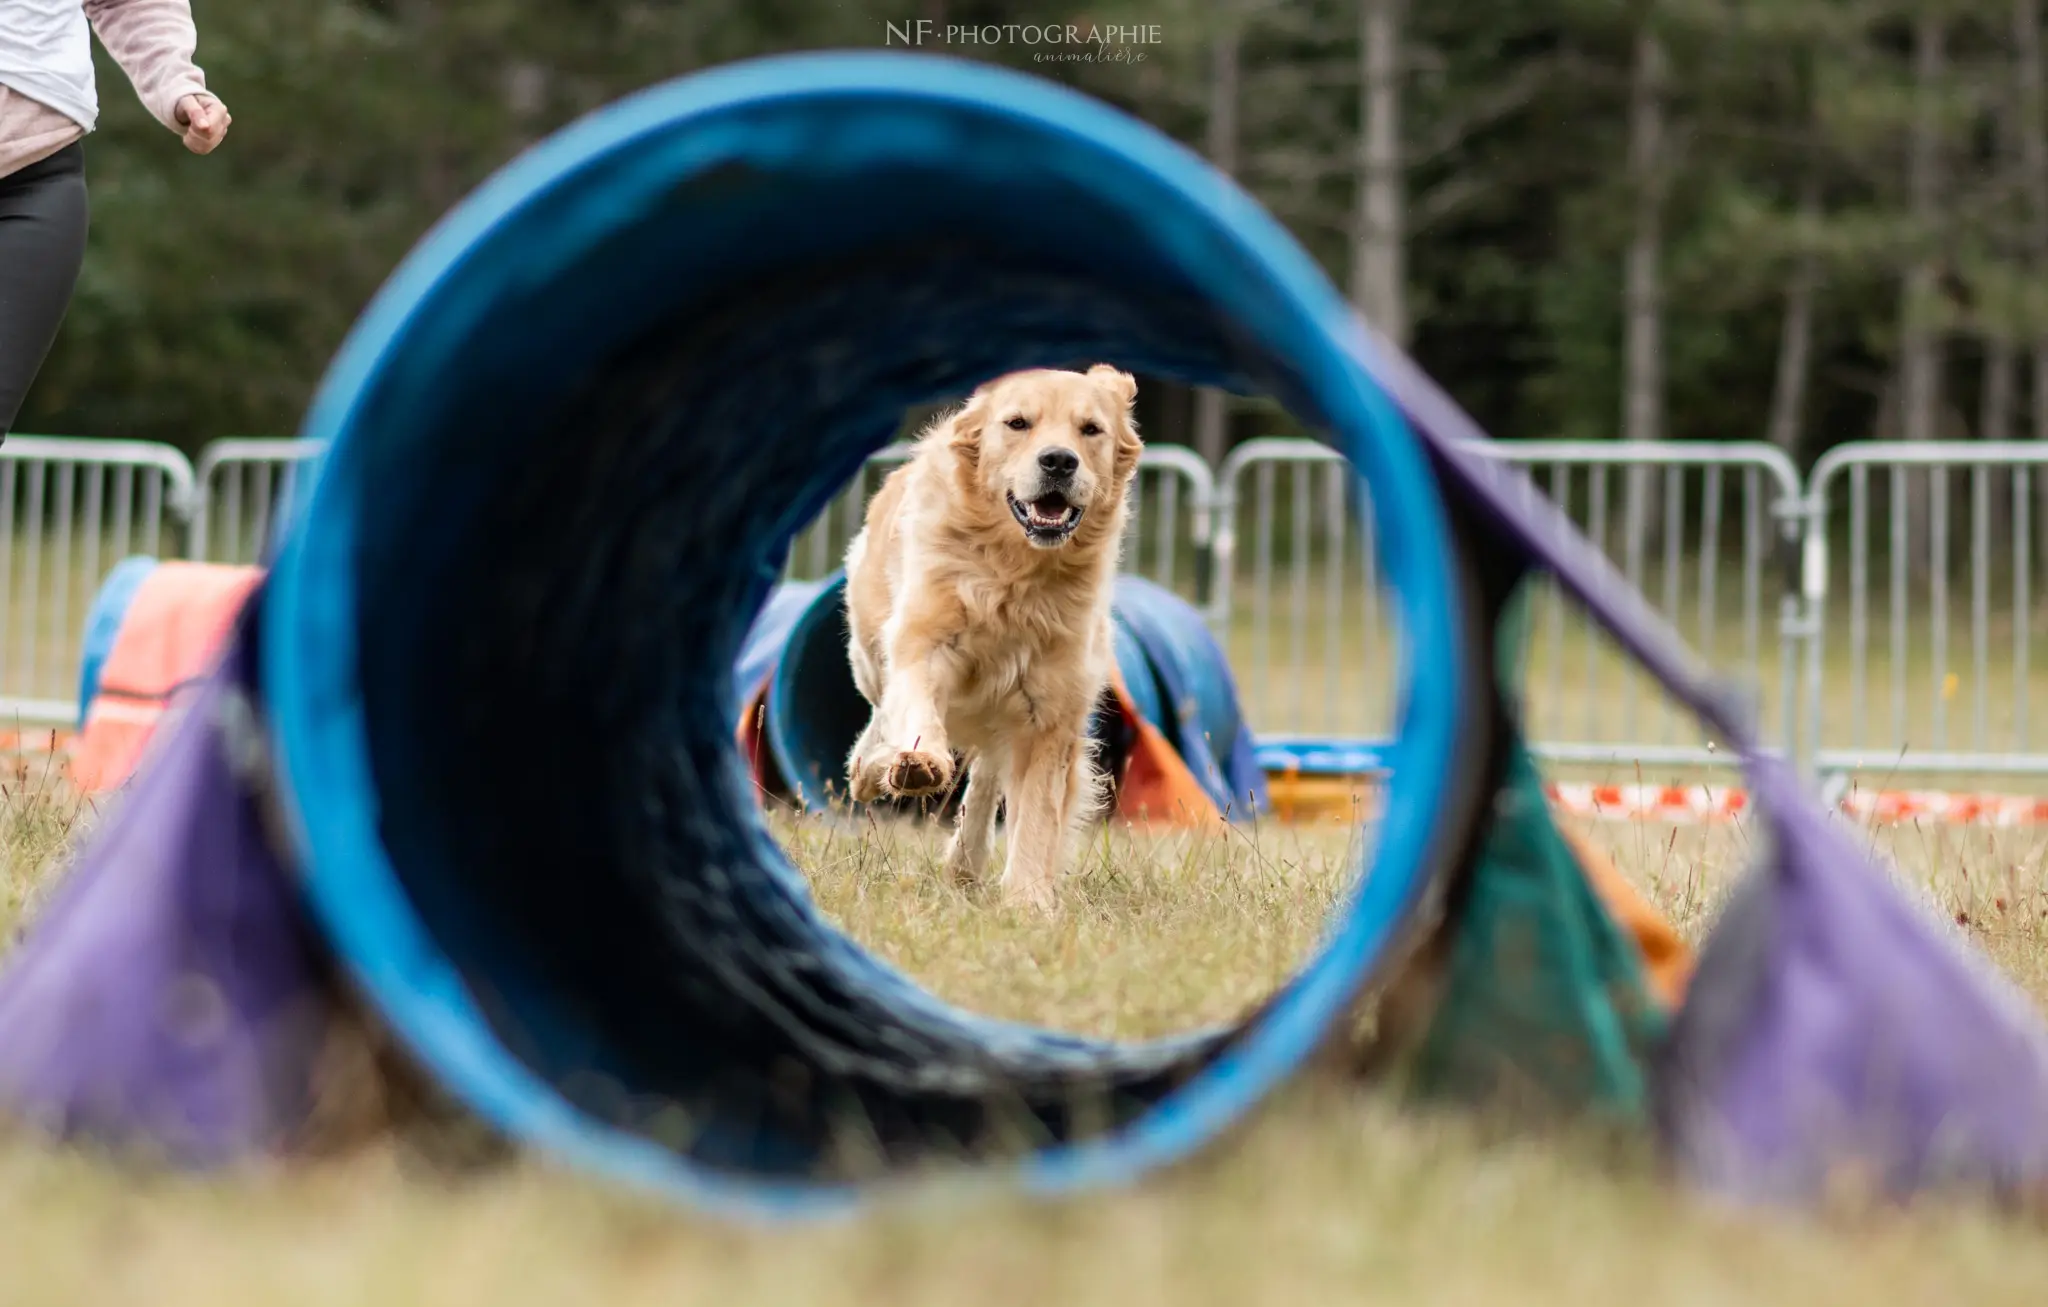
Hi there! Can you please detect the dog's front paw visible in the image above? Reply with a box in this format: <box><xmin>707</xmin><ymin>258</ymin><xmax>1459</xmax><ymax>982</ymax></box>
<box><xmin>883</xmin><ymin>749</ymin><xmax>954</xmax><ymax>798</ymax></box>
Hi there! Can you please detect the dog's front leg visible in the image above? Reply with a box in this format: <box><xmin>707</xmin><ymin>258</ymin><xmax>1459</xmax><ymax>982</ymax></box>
<box><xmin>854</xmin><ymin>640</ymin><xmax>956</xmax><ymax>800</ymax></box>
<box><xmin>1000</xmin><ymin>731</ymin><xmax>1089</xmax><ymax>913</ymax></box>
<box><xmin>943</xmin><ymin>749</ymin><xmax>1006</xmax><ymax>887</ymax></box>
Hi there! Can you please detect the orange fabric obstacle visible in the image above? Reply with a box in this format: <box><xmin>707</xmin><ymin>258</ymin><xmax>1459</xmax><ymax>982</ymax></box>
<box><xmin>1556</xmin><ymin>823</ymin><xmax>1696</xmax><ymax>1008</ymax></box>
<box><xmin>70</xmin><ymin>562</ymin><xmax>263</xmax><ymax>794</ymax></box>
<box><xmin>1097</xmin><ymin>666</ymin><xmax>1229</xmax><ymax>827</ymax></box>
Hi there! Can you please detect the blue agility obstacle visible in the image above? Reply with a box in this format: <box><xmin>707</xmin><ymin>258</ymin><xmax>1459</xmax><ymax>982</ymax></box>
<box><xmin>2</xmin><ymin>51</ymin><xmax>2046</xmax><ymax>1220</ymax></box>
<box><xmin>737</xmin><ymin>572</ymin><xmax>1265</xmax><ymax>818</ymax></box>
<box><xmin>262</xmin><ymin>49</ymin><xmax>1482</xmax><ymax>1215</ymax></box>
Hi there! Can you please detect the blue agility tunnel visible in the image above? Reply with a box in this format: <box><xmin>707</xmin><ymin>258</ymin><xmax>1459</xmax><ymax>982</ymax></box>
<box><xmin>254</xmin><ymin>51</ymin><xmax>1483</xmax><ymax>1216</ymax></box>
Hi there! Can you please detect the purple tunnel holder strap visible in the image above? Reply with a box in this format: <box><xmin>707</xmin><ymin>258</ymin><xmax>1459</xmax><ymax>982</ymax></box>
<box><xmin>1354</xmin><ymin>324</ymin><xmax>1748</xmax><ymax>744</ymax></box>
<box><xmin>1654</xmin><ymin>755</ymin><xmax>2048</xmax><ymax>1203</ymax></box>
<box><xmin>0</xmin><ymin>594</ymin><xmax>341</xmax><ymax>1165</ymax></box>
<box><xmin>1356</xmin><ymin>323</ymin><xmax>2048</xmax><ymax>1205</ymax></box>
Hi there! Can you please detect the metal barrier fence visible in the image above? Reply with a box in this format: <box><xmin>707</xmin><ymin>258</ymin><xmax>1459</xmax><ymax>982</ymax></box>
<box><xmin>0</xmin><ymin>437</ymin><xmax>197</xmax><ymax>725</ymax></box>
<box><xmin>1803</xmin><ymin>442</ymin><xmax>2048</xmax><ymax>779</ymax></box>
<box><xmin>189</xmin><ymin>439</ymin><xmax>324</xmax><ymax>565</ymax></box>
<box><xmin>12</xmin><ymin>431</ymin><xmax>2048</xmax><ymax>784</ymax></box>
<box><xmin>1213</xmin><ymin>438</ymin><xmax>1806</xmax><ymax>771</ymax></box>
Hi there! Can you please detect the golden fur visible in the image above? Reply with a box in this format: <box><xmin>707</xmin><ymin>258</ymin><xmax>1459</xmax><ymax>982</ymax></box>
<box><xmin>842</xmin><ymin>365</ymin><xmax>1144</xmax><ymax>912</ymax></box>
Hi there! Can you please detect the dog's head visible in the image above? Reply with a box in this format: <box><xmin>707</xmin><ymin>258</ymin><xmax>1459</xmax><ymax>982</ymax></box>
<box><xmin>946</xmin><ymin>365</ymin><xmax>1142</xmax><ymax>551</ymax></box>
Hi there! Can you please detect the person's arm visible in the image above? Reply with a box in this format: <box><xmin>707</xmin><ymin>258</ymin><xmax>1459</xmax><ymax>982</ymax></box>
<box><xmin>82</xmin><ymin>0</ymin><xmax>229</xmax><ymax>153</ymax></box>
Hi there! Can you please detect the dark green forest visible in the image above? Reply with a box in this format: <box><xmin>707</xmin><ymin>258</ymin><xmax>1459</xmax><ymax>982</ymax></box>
<box><xmin>19</xmin><ymin>0</ymin><xmax>2048</xmax><ymax>468</ymax></box>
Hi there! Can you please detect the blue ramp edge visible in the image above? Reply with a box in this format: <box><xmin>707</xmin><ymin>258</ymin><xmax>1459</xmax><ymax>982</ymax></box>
<box><xmin>76</xmin><ymin>556</ymin><xmax>161</xmax><ymax>728</ymax></box>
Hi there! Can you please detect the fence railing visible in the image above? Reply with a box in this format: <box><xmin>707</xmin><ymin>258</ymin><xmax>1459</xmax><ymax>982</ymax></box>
<box><xmin>1212</xmin><ymin>437</ymin><xmax>1806</xmax><ymax>771</ymax></box>
<box><xmin>189</xmin><ymin>438</ymin><xmax>324</xmax><ymax>565</ymax></box>
<box><xmin>10</xmin><ymin>431</ymin><xmax>2046</xmax><ymax>785</ymax></box>
<box><xmin>0</xmin><ymin>437</ymin><xmax>197</xmax><ymax>725</ymax></box>
<box><xmin>1802</xmin><ymin>442</ymin><xmax>2048</xmax><ymax>779</ymax></box>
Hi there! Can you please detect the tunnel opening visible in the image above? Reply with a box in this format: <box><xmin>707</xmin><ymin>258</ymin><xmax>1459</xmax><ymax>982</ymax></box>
<box><xmin>258</xmin><ymin>54</ymin><xmax>1476</xmax><ymax>1214</ymax></box>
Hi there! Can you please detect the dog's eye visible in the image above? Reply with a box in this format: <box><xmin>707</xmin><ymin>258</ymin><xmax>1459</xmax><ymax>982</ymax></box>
<box><xmin>1005</xmin><ymin>416</ymin><xmax>1030</xmax><ymax>431</ymax></box>
<box><xmin>1080</xmin><ymin>422</ymin><xmax>1103</xmax><ymax>437</ymax></box>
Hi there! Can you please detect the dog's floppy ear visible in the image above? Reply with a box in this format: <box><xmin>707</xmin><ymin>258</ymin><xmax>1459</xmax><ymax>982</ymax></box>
<box><xmin>1090</xmin><ymin>365</ymin><xmax>1144</xmax><ymax>477</ymax></box>
<box><xmin>1087</xmin><ymin>364</ymin><xmax>1138</xmax><ymax>409</ymax></box>
<box><xmin>944</xmin><ymin>390</ymin><xmax>989</xmax><ymax>469</ymax></box>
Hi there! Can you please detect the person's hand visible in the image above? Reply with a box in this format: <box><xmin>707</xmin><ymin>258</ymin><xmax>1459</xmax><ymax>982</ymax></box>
<box><xmin>174</xmin><ymin>94</ymin><xmax>230</xmax><ymax>154</ymax></box>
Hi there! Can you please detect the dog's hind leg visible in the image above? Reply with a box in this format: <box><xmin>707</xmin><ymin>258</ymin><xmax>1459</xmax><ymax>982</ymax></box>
<box><xmin>943</xmin><ymin>749</ymin><xmax>1005</xmax><ymax>888</ymax></box>
<box><xmin>1063</xmin><ymin>737</ymin><xmax>1109</xmax><ymax>854</ymax></box>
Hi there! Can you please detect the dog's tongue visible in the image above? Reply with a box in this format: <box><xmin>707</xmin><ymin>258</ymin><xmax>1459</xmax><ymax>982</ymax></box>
<box><xmin>1029</xmin><ymin>494</ymin><xmax>1070</xmax><ymax>525</ymax></box>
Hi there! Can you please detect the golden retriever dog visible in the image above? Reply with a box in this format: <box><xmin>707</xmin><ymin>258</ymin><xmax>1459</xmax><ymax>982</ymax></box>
<box><xmin>841</xmin><ymin>364</ymin><xmax>1143</xmax><ymax>912</ymax></box>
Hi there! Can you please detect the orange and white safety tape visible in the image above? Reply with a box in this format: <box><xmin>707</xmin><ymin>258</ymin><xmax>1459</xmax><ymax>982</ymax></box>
<box><xmin>0</xmin><ymin>726</ymin><xmax>2039</xmax><ymax>828</ymax></box>
<box><xmin>1264</xmin><ymin>769</ymin><xmax>2048</xmax><ymax>828</ymax></box>
<box><xmin>1543</xmin><ymin>781</ymin><xmax>2048</xmax><ymax>827</ymax></box>
<box><xmin>0</xmin><ymin>729</ymin><xmax>72</xmax><ymax>756</ymax></box>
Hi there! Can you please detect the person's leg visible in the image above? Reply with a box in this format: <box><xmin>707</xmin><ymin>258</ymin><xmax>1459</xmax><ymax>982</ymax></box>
<box><xmin>0</xmin><ymin>144</ymin><xmax>90</xmax><ymax>441</ymax></box>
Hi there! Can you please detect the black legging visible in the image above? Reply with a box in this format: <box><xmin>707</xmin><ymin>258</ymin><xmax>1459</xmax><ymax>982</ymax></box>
<box><xmin>0</xmin><ymin>143</ymin><xmax>89</xmax><ymax>442</ymax></box>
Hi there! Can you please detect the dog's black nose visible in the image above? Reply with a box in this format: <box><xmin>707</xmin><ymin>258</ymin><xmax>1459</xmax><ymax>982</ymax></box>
<box><xmin>1038</xmin><ymin>447</ymin><xmax>1080</xmax><ymax>479</ymax></box>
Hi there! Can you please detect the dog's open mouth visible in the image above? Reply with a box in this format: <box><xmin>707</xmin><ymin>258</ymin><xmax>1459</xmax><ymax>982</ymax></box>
<box><xmin>1007</xmin><ymin>491</ymin><xmax>1085</xmax><ymax>545</ymax></box>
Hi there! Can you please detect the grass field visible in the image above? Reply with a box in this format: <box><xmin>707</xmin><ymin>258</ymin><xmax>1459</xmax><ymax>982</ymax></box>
<box><xmin>0</xmin><ymin>763</ymin><xmax>2045</xmax><ymax>1306</ymax></box>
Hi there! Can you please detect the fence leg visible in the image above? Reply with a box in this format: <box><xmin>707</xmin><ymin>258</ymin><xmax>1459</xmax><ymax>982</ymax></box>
<box><xmin>1796</xmin><ymin>492</ymin><xmax>1828</xmax><ymax>782</ymax></box>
